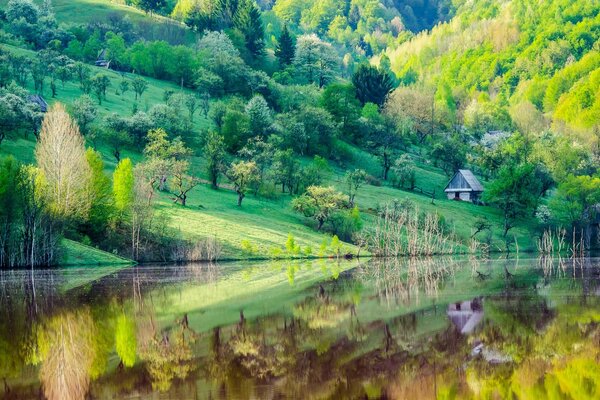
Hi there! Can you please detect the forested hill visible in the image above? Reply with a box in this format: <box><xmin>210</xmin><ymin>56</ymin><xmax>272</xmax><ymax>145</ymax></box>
<box><xmin>383</xmin><ymin>0</ymin><xmax>600</xmax><ymax>134</ymax></box>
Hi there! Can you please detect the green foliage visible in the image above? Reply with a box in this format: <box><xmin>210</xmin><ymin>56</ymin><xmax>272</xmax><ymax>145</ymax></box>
<box><xmin>113</xmin><ymin>158</ymin><xmax>134</xmax><ymax>215</ymax></box>
<box><xmin>275</xmin><ymin>24</ymin><xmax>295</xmax><ymax>67</ymax></box>
<box><xmin>484</xmin><ymin>163</ymin><xmax>542</xmax><ymax>237</ymax></box>
<box><xmin>292</xmin><ymin>186</ymin><xmax>348</xmax><ymax>231</ymax></box>
<box><xmin>115</xmin><ymin>314</ymin><xmax>136</xmax><ymax>368</ymax></box>
<box><xmin>352</xmin><ymin>64</ymin><xmax>395</xmax><ymax>107</ymax></box>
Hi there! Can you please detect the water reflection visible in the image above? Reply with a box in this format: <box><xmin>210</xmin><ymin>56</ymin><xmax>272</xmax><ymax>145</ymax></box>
<box><xmin>0</xmin><ymin>257</ymin><xmax>599</xmax><ymax>399</ymax></box>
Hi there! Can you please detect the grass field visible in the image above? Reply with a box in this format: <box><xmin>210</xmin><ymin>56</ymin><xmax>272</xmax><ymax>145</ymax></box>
<box><xmin>61</xmin><ymin>238</ymin><xmax>134</xmax><ymax>265</ymax></box>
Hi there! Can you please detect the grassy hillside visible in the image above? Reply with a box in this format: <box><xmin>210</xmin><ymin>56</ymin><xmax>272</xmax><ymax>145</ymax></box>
<box><xmin>2</xmin><ymin>0</ymin><xmax>567</xmax><ymax>267</ymax></box>
<box><xmin>0</xmin><ymin>41</ymin><xmax>536</xmax><ymax>260</ymax></box>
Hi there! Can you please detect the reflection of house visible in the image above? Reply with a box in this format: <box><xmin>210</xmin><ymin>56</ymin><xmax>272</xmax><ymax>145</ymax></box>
<box><xmin>447</xmin><ymin>298</ymin><xmax>483</xmax><ymax>334</ymax></box>
<box><xmin>444</xmin><ymin>169</ymin><xmax>484</xmax><ymax>203</ymax></box>
<box><xmin>95</xmin><ymin>49</ymin><xmax>111</xmax><ymax>68</ymax></box>
<box><xmin>27</xmin><ymin>94</ymin><xmax>48</xmax><ymax>112</ymax></box>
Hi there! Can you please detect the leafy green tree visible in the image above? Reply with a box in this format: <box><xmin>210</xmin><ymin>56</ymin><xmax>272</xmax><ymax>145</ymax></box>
<box><xmin>71</xmin><ymin>95</ymin><xmax>97</xmax><ymax>135</ymax></box>
<box><xmin>245</xmin><ymin>95</ymin><xmax>272</xmax><ymax>137</ymax></box>
<box><xmin>113</xmin><ymin>158</ymin><xmax>134</xmax><ymax>215</ymax></box>
<box><xmin>204</xmin><ymin>131</ymin><xmax>226</xmax><ymax>189</ymax></box>
<box><xmin>391</xmin><ymin>154</ymin><xmax>416</xmax><ymax>190</ymax></box>
<box><xmin>131</xmin><ymin>76</ymin><xmax>148</xmax><ymax>101</ymax></box>
<box><xmin>320</xmin><ymin>82</ymin><xmax>361</xmax><ymax>135</ymax></box>
<box><xmin>270</xmin><ymin>148</ymin><xmax>300</xmax><ymax>194</ymax></box>
<box><xmin>292</xmin><ymin>186</ymin><xmax>348</xmax><ymax>230</ymax></box>
<box><xmin>227</xmin><ymin>160</ymin><xmax>259</xmax><ymax>206</ymax></box>
<box><xmin>134</xmin><ymin>0</ymin><xmax>165</xmax><ymax>15</ymax></box>
<box><xmin>294</xmin><ymin>34</ymin><xmax>339</xmax><ymax>88</ymax></box>
<box><xmin>91</xmin><ymin>74</ymin><xmax>110</xmax><ymax>105</ymax></box>
<box><xmin>119</xmin><ymin>80</ymin><xmax>129</xmax><ymax>97</ymax></box>
<box><xmin>344</xmin><ymin>169</ymin><xmax>367</xmax><ymax>207</ymax></box>
<box><xmin>84</xmin><ymin>149</ymin><xmax>113</xmax><ymax>237</ymax></box>
<box><xmin>549</xmin><ymin>175</ymin><xmax>600</xmax><ymax>229</ymax></box>
<box><xmin>275</xmin><ymin>24</ymin><xmax>295</xmax><ymax>67</ymax></box>
<box><xmin>484</xmin><ymin>163</ymin><xmax>542</xmax><ymax>238</ymax></box>
<box><xmin>352</xmin><ymin>64</ymin><xmax>395</xmax><ymax>107</ymax></box>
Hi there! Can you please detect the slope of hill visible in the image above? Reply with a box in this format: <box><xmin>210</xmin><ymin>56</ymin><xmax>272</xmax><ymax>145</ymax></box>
<box><xmin>383</xmin><ymin>0</ymin><xmax>600</xmax><ymax>133</ymax></box>
<box><xmin>3</xmin><ymin>0</ymin><xmax>598</xmax><ymax>267</ymax></box>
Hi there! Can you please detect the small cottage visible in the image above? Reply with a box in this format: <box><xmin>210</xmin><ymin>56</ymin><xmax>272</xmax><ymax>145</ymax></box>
<box><xmin>447</xmin><ymin>298</ymin><xmax>483</xmax><ymax>334</ymax></box>
<box><xmin>27</xmin><ymin>94</ymin><xmax>48</xmax><ymax>113</ymax></box>
<box><xmin>95</xmin><ymin>49</ymin><xmax>111</xmax><ymax>68</ymax></box>
<box><xmin>444</xmin><ymin>169</ymin><xmax>484</xmax><ymax>203</ymax></box>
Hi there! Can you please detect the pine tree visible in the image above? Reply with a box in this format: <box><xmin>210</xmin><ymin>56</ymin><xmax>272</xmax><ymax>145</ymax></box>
<box><xmin>275</xmin><ymin>24</ymin><xmax>295</xmax><ymax>67</ymax></box>
<box><xmin>233</xmin><ymin>0</ymin><xmax>265</xmax><ymax>59</ymax></box>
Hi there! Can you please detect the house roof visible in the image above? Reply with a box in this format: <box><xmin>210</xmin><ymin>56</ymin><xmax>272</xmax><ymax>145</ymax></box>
<box><xmin>27</xmin><ymin>94</ymin><xmax>48</xmax><ymax>112</ymax></box>
<box><xmin>445</xmin><ymin>169</ymin><xmax>484</xmax><ymax>192</ymax></box>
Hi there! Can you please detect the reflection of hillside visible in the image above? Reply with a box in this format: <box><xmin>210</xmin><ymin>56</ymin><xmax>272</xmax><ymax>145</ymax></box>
<box><xmin>1</xmin><ymin>259</ymin><xmax>600</xmax><ymax>399</ymax></box>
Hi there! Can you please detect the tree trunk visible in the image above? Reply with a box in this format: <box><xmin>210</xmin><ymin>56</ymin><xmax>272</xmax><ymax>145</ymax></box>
<box><xmin>237</xmin><ymin>192</ymin><xmax>244</xmax><ymax>206</ymax></box>
<box><xmin>317</xmin><ymin>219</ymin><xmax>324</xmax><ymax>230</ymax></box>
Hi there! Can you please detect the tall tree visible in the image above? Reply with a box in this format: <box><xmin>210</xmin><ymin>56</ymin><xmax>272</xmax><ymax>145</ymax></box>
<box><xmin>204</xmin><ymin>131</ymin><xmax>226</xmax><ymax>189</ymax></box>
<box><xmin>233</xmin><ymin>0</ymin><xmax>265</xmax><ymax>60</ymax></box>
<box><xmin>113</xmin><ymin>158</ymin><xmax>134</xmax><ymax>215</ymax></box>
<box><xmin>484</xmin><ymin>163</ymin><xmax>541</xmax><ymax>238</ymax></box>
<box><xmin>275</xmin><ymin>24</ymin><xmax>295</xmax><ymax>67</ymax></box>
<box><xmin>35</xmin><ymin>103</ymin><xmax>90</xmax><ymax>219</ymax></box>
<box><xmin>226</xmin><ymin>160</ymin><xmax>259</xmax><ymax>206</ymax></box>
<box><xmin>294</xmin><ymin>34</ymin><xmax>339</xmax><ymax>88</ymax></box>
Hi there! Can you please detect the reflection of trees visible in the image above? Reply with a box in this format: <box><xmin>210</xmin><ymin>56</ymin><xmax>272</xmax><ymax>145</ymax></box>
<box><xmin>135</xmin><ymin>275</ymin><xmax>198</xmax><ymax>393</ymax></box>
<box><xmin>38</xmin><ymin>309</ymin><xmax>96</xmax><ymax>400</ymax></box>
<box><xmin>357</xmin><ymin>258</ymin><xmax>455</xmax><ymax>307</ymax></box>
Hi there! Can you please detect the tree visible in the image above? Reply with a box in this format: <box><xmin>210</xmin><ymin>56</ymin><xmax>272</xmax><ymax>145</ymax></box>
<box><xmin>275</xmin><ymin>24</ymin><xmax>295</xmax><ymax>67</ymax></box>
<box><xmin>385</xmin><ymin>87</ymin><xmax>438</xmax><ymax>143</ymax></box>
<box><xmin>391</xmin><ymin>154</ymin><xmax>416</xmax><ymax>190</ymax></box>
<box><xmin>119</xmin><ymin>80</ymin><xmax>129</xmax><ymax>97</ymax></box>
<box><xmin>84</xmin><ymin>149</ymin><xmax>113</xmax><ymax>236</ymax></box>
<box><xmin>233</xmin><ymin>0</ymin><xmax>265</xmax><ymax>60</ymax></box>
<box><xmin>549</xmin><ymin>175</ymin><xmax>600</xmax><ymax>230</ymax></box>
<box><xmin>135</xmin><ymin>0</ymin><xmax>165</xmax><ymax>15</ymax></box>
<box><xmin>184</xmin><ymin>93</ymin><xmax>199</xmax><ymax>122</ymax></box>
<box><xmin>294</xmin><ymin>34</ymin><xmax>338</xmax><ymax>88</ymax></box>
<box><xmin>484</xmin><ymin>163</ymin><xmax>541</xmax><ymax>238</ymax></box>
<box><xmin>365</xmin><ymin>113</ymin><xmax>405</xmax><ymax>180</ymax></box>
<box><xmin>113</xmin><ymin>158</ymin><xmax>134</xmax><ymax>215</ymax></box>
<box><xmin>204</xmin><ymin>131</ymin><xmax>226</xmax><ymax>189</ymax></box>
<box><xmin>227</xmin><ymin>161</ymin><xmax>259</xmax><ymax>206</ymax></box>
<box><xmin>292</xmin><ymin>186</ymin><xmax>348</xmax><ymax>230</ymax></box>
<box><xmin>471</xmin><ymin>217</ymin><xmax>492</xmax><ymax>239</ymax></box>
<box><xmin>35</xmin><ymin>103</ymin><xmax>91</xmax><ymax>219</ymax></box>
<box><xmin>91</xmin><ymin>74</ymin><xmax>110</xmax><ymax>105</ymax></box>
<box><xmin>344</xmin><ymin>169</ymin><xmax>367</xmax><ymax>207</ymax></box>
<box><xmin>245</xmin><ymin>95</ymin><xmax>272</xmax><ymax>137</ymax></box>
<box><xmin>271</xmin><ymin>149</ymin><xmax>300</xmax><ymax>194</ymax></box>
<box><xmin>352</xmin><ymin>64</ymin><xmax>394</xmax><ymax>107</ymax></box>
<box><xmin>131</xmin><ymin>76</ymin><xmax>148</xmax><ymax>101</ymax></box>
<box><xmin>102</xmin><ymin>129</ymin><xmax>133</xmax><ymax>162</ymax></box>
<box><xmin>320</xmin><ymin>83</ymin><xmax>361</xmax><ymax>135</ymax></box>
<box><xmin>71</xmin><ymin>95</ymin><xmax>97</xmax><ymax>135</ymax></box>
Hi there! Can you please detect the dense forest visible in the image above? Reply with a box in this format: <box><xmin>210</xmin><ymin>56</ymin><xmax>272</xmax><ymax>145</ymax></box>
<box><xmin>0</xmin><ymin>0</ymin><xmax>599</xmax><ymax>266</ymax></box>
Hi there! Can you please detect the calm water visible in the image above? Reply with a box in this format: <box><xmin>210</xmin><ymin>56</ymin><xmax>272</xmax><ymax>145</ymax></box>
<box><xmin>1</xmin><ymin>257</ymin><xmax>599</xmax><ymax>399</ymax></box>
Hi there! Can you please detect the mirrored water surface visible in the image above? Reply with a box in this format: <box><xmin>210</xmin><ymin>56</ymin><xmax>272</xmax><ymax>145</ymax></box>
<box><xmin>1</xmin><ymin>257</ymin><xmax>599</xmax><ymax>399</ymax></box>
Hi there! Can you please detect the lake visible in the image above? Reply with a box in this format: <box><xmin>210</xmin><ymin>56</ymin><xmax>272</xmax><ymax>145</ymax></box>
<box><xmin>1</xmin><ymin>257</ymin><xmax>599</xmax><ymax>399</ymax></box>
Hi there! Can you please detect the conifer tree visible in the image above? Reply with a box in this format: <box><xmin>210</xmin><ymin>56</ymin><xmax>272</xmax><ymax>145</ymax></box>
<box><xmin>275</xmin><ymin>24</ymin><xmax>295</xmax><ymax>67</ymax></box>
<box><xmin>233</xmin><ymin>0</ymin><xmax>264</xmax><ymax>59</ymax></box>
